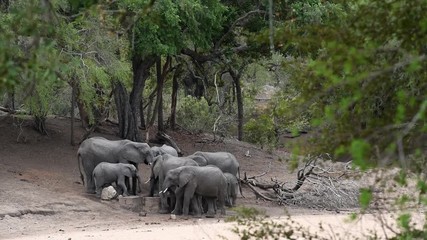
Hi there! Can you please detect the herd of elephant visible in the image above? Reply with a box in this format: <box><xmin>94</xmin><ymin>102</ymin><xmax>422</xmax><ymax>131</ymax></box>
<box><xmin>77</xmin><ymin>136</ymin><xmax>242</xmax><ymax>218</ymax></box>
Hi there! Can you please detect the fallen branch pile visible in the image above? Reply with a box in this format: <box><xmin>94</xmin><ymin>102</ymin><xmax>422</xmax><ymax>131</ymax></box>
<box><xmin>241</xmin><ymin>154</ymin><xmax>360</xmax><ymax>211</ymax></box>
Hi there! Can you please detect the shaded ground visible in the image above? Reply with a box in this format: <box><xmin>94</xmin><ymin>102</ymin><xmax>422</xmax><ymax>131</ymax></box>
<box><xmin>0</xmin><ymin>115</ymin><xmax>350</xmax><ymax>239</ymax></box>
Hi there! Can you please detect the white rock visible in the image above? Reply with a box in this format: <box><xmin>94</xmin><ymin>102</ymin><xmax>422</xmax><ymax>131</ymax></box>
<box><xmin>101</xmin><ymin>186</ymin><xmax>118</xmax><ymax>200</ymax></box>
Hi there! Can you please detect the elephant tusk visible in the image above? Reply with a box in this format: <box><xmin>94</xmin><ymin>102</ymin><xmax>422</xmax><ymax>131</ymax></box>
<box><xmin>145</xmin><ymin>178</ymin><xmax>151</xmax><ymax>184</ymax></box>
<box><xmin>159</xmin><ymin>187</ymin><xmax>168</xmax><ymax>194</ymax></box>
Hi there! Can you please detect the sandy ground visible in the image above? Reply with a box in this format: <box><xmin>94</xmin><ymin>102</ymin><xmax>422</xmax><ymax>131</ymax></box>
<box><xmin>0</xmin><ymin>115</ymin><xmax>379</xmax><ymax>239</ymax></box>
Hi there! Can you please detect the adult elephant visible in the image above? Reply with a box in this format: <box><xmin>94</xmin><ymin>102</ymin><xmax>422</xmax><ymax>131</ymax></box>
<box><xmin>149</xmin><ymin>154</ymin><xmax>199</xmax><ymax>213</ymax></box>
<box><xmin>162</xmin><ymin>165</ymin><xmax>227</xmax><ymax>218</ymax></box>
<box><xmin>78</xmin><ymin>137</ymin><xmax>154</xmax><ymax>194</ymax></box>
<box><xmin>151</xmin><ymin>144</ymin><xmax>178</xmax><ymax>157</ymax></box>
<box><xmin>187</xmin><ymin>151</ymin><xmax>242</xmax><ymax>196</ymax></box>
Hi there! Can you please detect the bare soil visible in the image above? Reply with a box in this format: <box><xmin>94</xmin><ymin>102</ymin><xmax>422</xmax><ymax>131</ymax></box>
<box><xmin>0</xmin><ymin>115</ymin><xmax>351</xmax><ymax>239</ymax></box>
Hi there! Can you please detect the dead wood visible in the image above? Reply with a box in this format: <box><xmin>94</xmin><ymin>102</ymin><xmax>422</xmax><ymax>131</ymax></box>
<box><xmin>152</xmin><ymin>131</ymin><xmax>183</xmax><ymax>156</ymax></box>
<box><xmin>241</xmin><ymin>156</ymin><xmax>358</xmax><ymax>209</ymax></box>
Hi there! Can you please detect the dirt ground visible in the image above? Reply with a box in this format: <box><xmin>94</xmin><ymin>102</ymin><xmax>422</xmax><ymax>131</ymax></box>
<box><xmin>0</xmin><ymin>114</ymin><xmax>370</xmax><ymax>239</ymax></box>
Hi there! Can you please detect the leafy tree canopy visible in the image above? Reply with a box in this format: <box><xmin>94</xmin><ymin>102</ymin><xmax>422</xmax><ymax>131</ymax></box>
<box><xmin>126</xmin><ymin>0</ymin><xmax>227</xmax><ymax>56</ymax></box>
<box><xmin>274</xmin><ymin>0</ymin><xmax>427</xmax><ymax>168</ymax></box>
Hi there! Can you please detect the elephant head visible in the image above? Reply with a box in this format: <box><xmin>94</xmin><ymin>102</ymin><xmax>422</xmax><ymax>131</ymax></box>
<box><xmin>119</xmin><ymin>142</ymin><xmax>154</xmax><ymax>165</ymax></box>
<box><xmin>162</xmin><ymin>167</ymin><xmax>195</xmax><ymax>192</ymax></box>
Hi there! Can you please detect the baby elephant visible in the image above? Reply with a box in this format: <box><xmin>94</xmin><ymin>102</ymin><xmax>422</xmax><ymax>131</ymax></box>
<box><xmin>224</xmin><ymin>172</ymin><xmax>239</xmax><ymax>207</ymax></box>
<box><xmin>92</xmin><ymin>162</ymin><xmax>140</xmax><ymax>197</ymax></box>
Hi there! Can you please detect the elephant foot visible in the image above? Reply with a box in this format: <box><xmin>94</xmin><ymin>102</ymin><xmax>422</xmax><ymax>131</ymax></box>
<box><xmin>171</xmin><ymin>209</ymin><xmax>182</xmax><ymax>215</ymax></box>
<box><xmin>205</xmin><ymin>211</ymin><xmax>215</xmax><ymax>218</ymax></box>
<box><xmin>86</xmin><ymin>189</ymin><xmax>96</xmax><ymax>194</ymax></box>
<box><xmin>159</xmin><ymin>209</ymin><xmax>170</xmax><ymax>214</ymax></box>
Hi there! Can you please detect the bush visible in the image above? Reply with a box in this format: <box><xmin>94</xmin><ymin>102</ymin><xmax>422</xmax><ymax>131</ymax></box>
<box><xmin>243</xmin><ymin>113</ymin><xmax>277</xmax><ymax>148</ymax></box>
<box><xmin>176</xmin><ymin>96</ymin><xmax>219</xmax><ymax>134</ymax></box>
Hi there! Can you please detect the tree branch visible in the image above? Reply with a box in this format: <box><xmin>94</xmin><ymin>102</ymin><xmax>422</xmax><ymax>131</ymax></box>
<box><xmin>215</xmin><ymin>9</ymin><xmax>265</xmax><ymax>50</ymax></box>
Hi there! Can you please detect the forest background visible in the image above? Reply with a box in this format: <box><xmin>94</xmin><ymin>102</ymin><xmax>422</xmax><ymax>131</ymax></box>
<box><xmin>1</xmin><ymin>0</ymin><xmax>427</xmax><ymax>238</ymax></box>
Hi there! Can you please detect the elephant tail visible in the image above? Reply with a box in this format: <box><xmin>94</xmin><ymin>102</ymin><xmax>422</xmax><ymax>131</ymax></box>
<box><xmin>77</xmin><ymin>153</ymin><xmax>85</xmax><ymax>185</ymax></box>
<box><xmin>237</xmin><ymin>166</ymin><xmax>245</xmax><ymax>198</ymax></box>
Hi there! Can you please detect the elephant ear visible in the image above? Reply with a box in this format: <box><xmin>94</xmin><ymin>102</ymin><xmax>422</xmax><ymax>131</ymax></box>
<box><xmin>178</xmin><ymin>169</ymin><xmax>194</xmax><ymax>188</ymax></box>
<box><xmin>119</xmin><ymin>144</ymin><xmax>140</xmax><ymax>164</ymax></box>
<box><xmin>123</xmin><ymin>164</ymin><xmax>135</xmax><ymax>177</ymax></box>
<box><xmin>120</xmin><ymin>142</ymin><xmax>153</xmax><ymax>165</ymax></box>
<box><xmin>188</xmin><ymin>154</ymin><xmax>207</xmax><ymax>166</ymax></box>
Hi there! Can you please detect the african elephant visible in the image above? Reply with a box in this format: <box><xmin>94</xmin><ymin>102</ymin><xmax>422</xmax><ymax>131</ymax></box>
<box><xmin>151</xmin><ymin>144</ymin><xmax>178</xmax><ymax>157</ymax></box>
<box><xmin>162</xmin><ymin>165</ymin><xmax>227</xmax><ymax>218</ymax></box>
<box><xmin>187</xmin><ymin>151</ymin><xmax>242</xmax><ymax>196</ymax></box>
<box><xmin>149</xmin><ymin>154</ymin><xmax>199</xmax><ymax>213</ymax></box>
<box><xmin>224</xmin><ymin>172</ymin><xmax>239</xmax><ymax>207</ymax></box>
<box><xmin>77</xmin><ymin>137</ymin><xmax>154</xmax><ymax>194</ymax></box>
<box><xmin>92</xmin><ymin>162</ymin><xmax>141</xmax><ymax>197</ymax></box>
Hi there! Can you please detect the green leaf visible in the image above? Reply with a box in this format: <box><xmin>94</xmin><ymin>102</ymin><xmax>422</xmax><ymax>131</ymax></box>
<box><xmin>350</xmin><ymin>139</ymin><xmax>371</xmax><ymax>170</ymax></box>
<box><xmin>417</xmin><ymin>180</ymin><xmax>427</xmax><ymax>195</ymax></box>
<box><xmin>359</xmin><ymin>188</ymin><xmax>372</xmax><ymax>210</ymax></box>
<box><xmin>394</xmin><ymin>170</ymin><xmax>407</xmax><ymax>187</ymax></box>
<box><xmin>397</xmin><ymin>213</ymin><xmax>411</xmax><ymax>230</ymax></box>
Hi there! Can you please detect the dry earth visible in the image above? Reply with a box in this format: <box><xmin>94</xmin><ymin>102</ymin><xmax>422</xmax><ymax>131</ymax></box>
<box><xmin>0</xmin><ymin>114</ymin><xmax>392</xmax><ymax>239</ymax></box>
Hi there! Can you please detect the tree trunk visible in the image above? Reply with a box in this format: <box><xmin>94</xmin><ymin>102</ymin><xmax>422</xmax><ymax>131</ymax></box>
<box><xmin>155</xmin><ymin>56</ymin><xmax>171</xmax><ymax>132</ymax></box>
<box><xmin>156</xmin><ymin>57</ymin><xmax>164</xmax><ymax>132</ymax></box>
<box><xmin>76</xmin><ymin>87</ymin><xmax>90</xmax><ymax>129</ymax></box>
<box><xmin>118</xmin><ymin>54</ymin><xmax>155</xmax><ymax>142</ymax></box>
<box><xmin>113</xmin><ymin>81</ymin><xmax>130</xmax><ymax>139</ymax></box>
<box><xmin>139</xmin><ymin>98</ymin><xmax>146</xmax><ymax>129</ymax></box>
<box><xmin>34</xmin><ymin>115</ymin><xmax>48</xmax><ymax>135</ymax></box>
<box><xmin>70</xmin><ymin>83</ymin><xmax>76</xmax><ymax>146</ymax></box>
<box><xmin>229</xmin><ymin>67</ymin><xmax>244</xmax><ymax>141</ymax></box>
<box><xmin>234</xmin><ymin>77</ymin><xmax>243</xmax><ymax>141</ymax></box>
<box><xmin>170</xmin><ymin>64</ymin><xmax>182</xmax><ymax>130</ymax></box>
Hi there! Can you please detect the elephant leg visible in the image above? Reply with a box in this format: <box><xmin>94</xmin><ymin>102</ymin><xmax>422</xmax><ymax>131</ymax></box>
<box><xmin>172</xmin><ymin>187</ymin><xmax>184</xmax><ymax>215</ymax></box>
<box><xmin>118</xmin><ymin>177</ymin><xmax>129</xmax><ymax>196</ymax></box>
<box><xmin>205</xmin><ymin>198</ymin><xmax>216</xmax><ymax>218</ymax></box>
<box><xmin>182</xmin><ymin>186</ymin><xmax>196</xmax><ymax>217</ymax></box>
<box><xmin>149</xmin><ymin>177</ymin><xmax>158</xmax><ymax>197</ymax></box>
<box><xmin>85</xmin><ymin>171</ymin><xmax>96</xmax><ymax>193</ymax></box>
<box><xmin>190</xmin><ymin>196</ymin><xmax>201</xmax><ymax>217</ymax></box>
<box><xmin>124</xmin><ymin>176</ymin><xmax>130</xmax><ymax>192</ymax></box>
<box><xmin>132</xmin><ymin>176</ymin><xmax>138</xmax><ymax>195</ymax></box>
<box><xmin>218</xmin><ymin>194</ymin><xmax>226</xmax><ymax>216</ymax></box>
<box><xmin>136</xmin><ymin>174</ymin><xmax>144</xmax><ymax>194</ymax></box>
<box><xmin>159</xmin><ymin>192</ymin><xmax>170</xmax><ymax>214</ymax></box>
<box><xmin>95</xmin><ymin>184</ymin><xmax>102</xmax><ymax>197</ymax></box>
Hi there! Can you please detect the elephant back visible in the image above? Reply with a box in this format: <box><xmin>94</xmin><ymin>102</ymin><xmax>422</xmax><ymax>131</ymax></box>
<box><xmin>193</xmin><ymin>151</ymin><xmax>239</xmax><ymax>176</ymax></box>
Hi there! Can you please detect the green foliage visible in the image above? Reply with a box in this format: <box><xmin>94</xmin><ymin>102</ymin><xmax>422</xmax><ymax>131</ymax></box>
<box><xmin>130</xmin><ymin>0</ymin><xmax>227</xmax><ymax>56</ymax></box>
<box><xmin>243</xmin><ymin>114</ymin><xmax>276</xmax><ymax>148</ymax></box>
<box><xmin>273</xmin><ymin>0</ymin><xmax>427</xmax><ymax>168</ymax></box>
<box><xmin>229</xmin><ymin>206</ymin><xmax>320</xmax><ymax>240</ymax></box>
<box><xmin>358</xmin><ymin>188</ymin><xmax>372</xmax><ymax>211</ymax></box>
<box><xmin>176</xmin><ymin>96</ymin><xmax>219</xmax><ymax>133</ymax></box>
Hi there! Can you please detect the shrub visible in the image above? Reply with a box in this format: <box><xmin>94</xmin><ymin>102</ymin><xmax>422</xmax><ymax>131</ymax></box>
<box><xmin>243</xmin><ymin>113</ymin><xmax>277</xmax><ymax>148</ymax></box>
<box><xmin>176</xmin><ymin>96</ymin><xmax>219</xmax><ymax>134</ymax></box>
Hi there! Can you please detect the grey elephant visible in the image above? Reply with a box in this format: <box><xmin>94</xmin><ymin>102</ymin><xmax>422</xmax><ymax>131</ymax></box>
<box><xmin>93</xmin><ymin>162</ymin><xmax>141</xmax><ymax>197</ymax></box>
<box><xmin>78</xmin><ymin>137</ymin><xmax>154</xmax><ymax>194</ymax></box>
<box><xmin>187</xmin><ymin>151</ymin><xmax>242</xmax><ymax>196</ymax></box>
<box><xmin>151</xmin><ymin>144</ymin><xmax>178</xmax><ymax>157</ymax></box>
<box><xmin>224</xmin><ymin>172</ymin><xmax>239</xmax><ymax>207</ymax></box>
<box><xmin>149</xmin><ymin>154</ymin><xmax>199</xmax><ymax>213</ymax></box>
<box><xmin>162</xmin><ymin>165</ymin><xmax>227</xmax><ymax>218</ymax></box>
